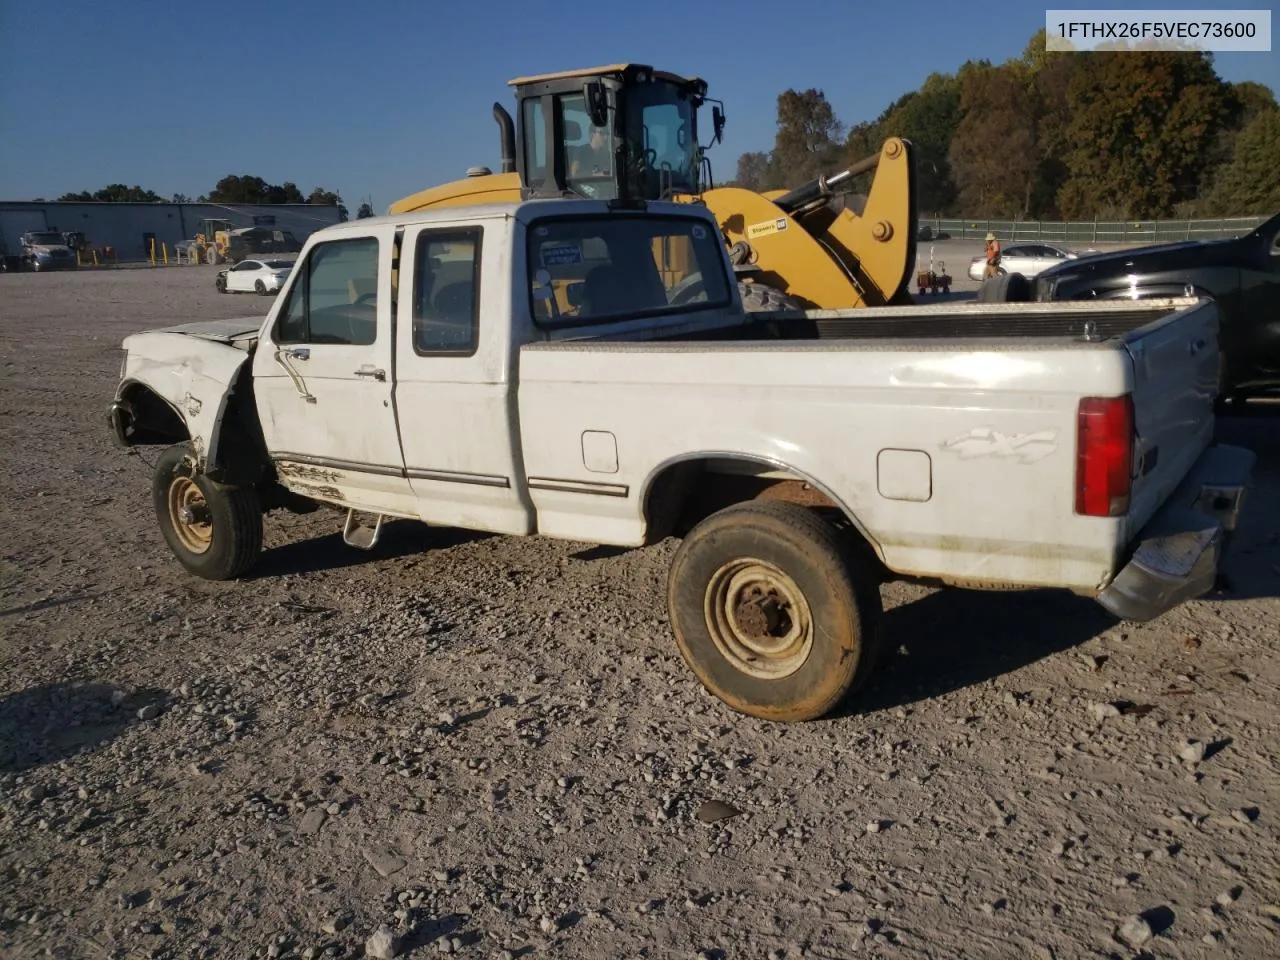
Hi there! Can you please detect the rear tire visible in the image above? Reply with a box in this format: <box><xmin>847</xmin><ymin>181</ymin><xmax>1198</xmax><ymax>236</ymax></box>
<box><xmin>667</xmin><ymin>500</ymin><xmax>883</xmax><ymax>722</ymax></box>
<box><xmin>255</xmin><ymin>279</ymin><xmax>266</xmax><ymax>295</ymax></box>
<box><xmin>152</xmin><ymin>443</ymin><xmax>262</xmax><ymax>580</ymax></box>
<box><xmin>978</xmin><ymin>271</ymin><xmax>1031</xmax><ymax>303</ymax></box>
<box><xmin>738</xmin><ymin>280</ymin><xmax>805</xmax><ymax>313</ymax></box>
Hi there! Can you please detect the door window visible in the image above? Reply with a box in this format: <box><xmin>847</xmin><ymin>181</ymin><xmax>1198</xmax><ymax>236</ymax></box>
<box><xmin>411</xmin><ymin>228</ymin><xmax>481</xmax><ymax>355</ymax></box>
<box><xmin>276</xmin><ymin>237</ymin><xmax>379</xmax><ymax>346</ymax></box>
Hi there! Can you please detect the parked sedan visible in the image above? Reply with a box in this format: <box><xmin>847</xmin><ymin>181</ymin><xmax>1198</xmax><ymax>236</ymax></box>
<box><xmin>216</xmin><ymin>259</ymin><xmax>295</xmax><ymax>295</ymax></box>
<box><xmin>967</xmin><ymin>242</ymin><xmax>1082</xmax><ymax>281</ymax></box>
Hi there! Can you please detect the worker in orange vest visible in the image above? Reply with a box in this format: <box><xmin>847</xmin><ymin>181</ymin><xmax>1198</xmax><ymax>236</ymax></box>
<box><xmin>983</xmin><ymin>232</ymin><xmax>1002</xmax><ymax>279</ymax></box>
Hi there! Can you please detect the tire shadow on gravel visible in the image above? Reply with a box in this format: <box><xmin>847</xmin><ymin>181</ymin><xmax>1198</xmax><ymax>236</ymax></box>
<box><xmin>247</xmin><ymin>520</ymin><xmax>492</xmax><ymax>579</ymax></box>
<box><xmin>841</xmin><ymin>587</ymin><xmax>1116</xmax><ymax>716</ymax></box>
<box><xmin>0</xmin><ymin>682</ymin><xmax>169</xmax><ymax>773</ymax></box>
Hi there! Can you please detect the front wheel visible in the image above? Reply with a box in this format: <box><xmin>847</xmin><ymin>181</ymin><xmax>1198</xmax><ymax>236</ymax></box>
<box><xmin>667</xmin><ymin>500</ymin><xmax>883</xmax><ymax>722</ymax></box>
<box><xmin>152</xmin><ymin>444</ymin><xmax>263</xmax><ymax>580</ymax></box>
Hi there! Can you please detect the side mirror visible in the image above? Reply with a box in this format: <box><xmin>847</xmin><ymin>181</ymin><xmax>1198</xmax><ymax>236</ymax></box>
<box><xmin>712</xmin><ymin>106</ymin><xmax>725</xmax><ymax>144</ymax></box>
<box><xmin>584</xmin><ymin>81</ymin><xmax>609</xmax><ymax>128</ymax></box>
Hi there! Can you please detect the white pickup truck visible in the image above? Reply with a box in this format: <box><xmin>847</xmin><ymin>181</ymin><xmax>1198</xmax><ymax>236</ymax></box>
<box><xmin>108</xmin><ymin>197</ymin><xmax>1255</xmax><ymax>722</ymax></box>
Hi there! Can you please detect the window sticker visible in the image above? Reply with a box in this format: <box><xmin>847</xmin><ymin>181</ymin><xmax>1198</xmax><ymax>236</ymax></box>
<box><xmin>540</xmin><ymin>241</ymin><xmax>583</xmax><ymax>266</ymax></box>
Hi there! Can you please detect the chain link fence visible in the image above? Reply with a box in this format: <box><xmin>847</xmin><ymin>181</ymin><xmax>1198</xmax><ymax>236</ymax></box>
<box><xmin>920</xmin><ymin>215</ymin><xmax>1269</xmax><ymax>245</ymax></box>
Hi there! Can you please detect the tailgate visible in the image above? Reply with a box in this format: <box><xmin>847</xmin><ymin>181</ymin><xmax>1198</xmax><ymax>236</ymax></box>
<box><xmin>1123</xmin><ymin>299</ymin><xmax>1220</xmax><ymax>535</ymax></box>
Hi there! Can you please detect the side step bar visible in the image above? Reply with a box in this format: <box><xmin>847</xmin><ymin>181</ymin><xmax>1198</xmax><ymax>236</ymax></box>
<box><xmin>343</xmin><ymin>510</ymin><xmax>385</xmax><ymax>550</ymax></box>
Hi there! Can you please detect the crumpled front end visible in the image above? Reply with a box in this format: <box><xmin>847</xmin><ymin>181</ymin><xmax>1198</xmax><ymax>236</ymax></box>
<box><xmin>107</xmin><ymin>327</ymin><xmax>255</xmax><ymax>471</ymax></box>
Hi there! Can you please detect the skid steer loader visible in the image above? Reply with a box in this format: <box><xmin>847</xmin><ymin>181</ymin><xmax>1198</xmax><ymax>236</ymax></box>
<box><xmin>389</xmin><ymin>63</ymin><xmax>918</xmax><ymax>310</ymax></box>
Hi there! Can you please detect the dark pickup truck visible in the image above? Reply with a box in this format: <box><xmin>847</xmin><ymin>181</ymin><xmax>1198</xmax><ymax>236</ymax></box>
<box><xmin>1029</xmin><ymin>212</ymin><xmax>1280</xmax><ymax>404</ymax></box>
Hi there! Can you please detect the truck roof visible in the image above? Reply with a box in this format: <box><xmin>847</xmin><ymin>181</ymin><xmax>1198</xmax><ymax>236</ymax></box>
<box><xmin>313</xmin><ymin>198</ymin><xmax>719</xmax><ymax>236</ymax></box>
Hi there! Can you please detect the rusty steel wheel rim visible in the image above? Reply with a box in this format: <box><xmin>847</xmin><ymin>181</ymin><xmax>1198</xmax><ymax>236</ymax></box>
<box><xmin>703</xmin><ymin>558</ymin><xmax>813</xmax><ymax>680</ymax></box>
<box><xmin>167</xmin><ymin>475</ymin><xmax>212</xmax><ymax>554</ymax></box>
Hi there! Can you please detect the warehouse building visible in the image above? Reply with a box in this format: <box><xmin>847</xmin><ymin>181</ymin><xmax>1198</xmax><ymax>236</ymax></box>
<box><xmin>0</xmin><ymin>201</ymin><xmax>347</xmax><ymax>263</ymax></box>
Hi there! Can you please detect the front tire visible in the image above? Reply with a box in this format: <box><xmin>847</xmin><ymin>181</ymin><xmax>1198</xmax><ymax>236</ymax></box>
<box><xmin>667</xmin><ymin>500</ymin><xmax>883</xmax><ymax>722</ymax></box>
<box><xmin>152</xmin><ymin>444</ymin><xmax>262</xmax><ymax>580</ymax></box>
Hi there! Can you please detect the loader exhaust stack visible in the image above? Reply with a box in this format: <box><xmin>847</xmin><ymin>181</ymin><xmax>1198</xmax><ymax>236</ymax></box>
<box><xmin>493</xmin><ymin>103</ymin><xmax>516</xmax><ymax>174</ymax></box>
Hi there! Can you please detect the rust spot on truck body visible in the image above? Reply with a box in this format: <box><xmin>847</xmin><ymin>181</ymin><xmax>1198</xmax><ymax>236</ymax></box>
<box><xmin>276</xmin><ymin>463</ymin><xmax>343</xmax><ymax>484</ymax></box>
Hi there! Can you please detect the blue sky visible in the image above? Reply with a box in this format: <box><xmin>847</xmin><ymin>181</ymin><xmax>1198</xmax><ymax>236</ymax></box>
<box><xmin>1</xmin><ymin>0</ymin><xmax>1276</xmax><ymax>211</ymax></box>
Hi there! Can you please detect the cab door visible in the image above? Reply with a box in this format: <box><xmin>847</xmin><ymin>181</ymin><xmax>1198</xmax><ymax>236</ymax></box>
<box><xmin>251</xmin><ymin>227</ymin><xmax>418</xmax><ymax>517</ymax></box>
<box><xmin>392</xmin><ymin>221</ymin><xmax>534</xmax><ymax>535</ymax></box>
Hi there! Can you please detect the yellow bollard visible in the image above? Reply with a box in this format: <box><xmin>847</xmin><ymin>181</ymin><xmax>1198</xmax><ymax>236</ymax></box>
<box><xmin>149</xmin><ymin>239</ymin><xmax>156</xmax><ymax>265</ymax></box>
<box><xmin>162</xmin><ymin>243</ymin><xmax>169</xmax><ymax>265</ymax></box>
<box><xmin>92</xmin><ymin>249</ymin><xmax>99</xmax><ymax>266</ymax></box>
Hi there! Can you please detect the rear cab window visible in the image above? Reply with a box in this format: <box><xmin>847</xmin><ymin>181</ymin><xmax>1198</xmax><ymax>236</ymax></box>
<box><xmin>410</xmin><ymin>228</ymin><xmax>482</xmax><ymax>355</ymax></box>
<box><xmin>526</xmin><ymin>214</ymin><xmax>732</xmax><ymax>327</ymax></box>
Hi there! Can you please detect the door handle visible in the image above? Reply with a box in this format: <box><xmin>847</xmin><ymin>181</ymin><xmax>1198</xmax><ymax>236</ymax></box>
<box><xmin>274</xmin><ymin>349</ymin><xmax>316</xmax><ymax>403</ymax></box>
<box><xmin>354</xmin><ymin>365</ymin><xmax>386</xmax><ymax>381</ymax></box>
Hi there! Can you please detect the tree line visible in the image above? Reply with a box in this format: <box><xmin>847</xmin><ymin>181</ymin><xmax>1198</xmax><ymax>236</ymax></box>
<box><xmin>55</xmin><ymin>176</ymin><xmax>375</xmax><ymax>218</ymax></box>
<box><xmin>729</xmin><ymin>29</ymin><xmax>1280</xmax><ymax>220</ymax></box>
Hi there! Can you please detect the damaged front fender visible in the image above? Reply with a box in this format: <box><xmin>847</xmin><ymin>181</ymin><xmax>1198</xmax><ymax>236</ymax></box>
<box><xmin>109</xmin><ymin>329</ymin><xmax>255</xmax><ymax>474</ymax></box>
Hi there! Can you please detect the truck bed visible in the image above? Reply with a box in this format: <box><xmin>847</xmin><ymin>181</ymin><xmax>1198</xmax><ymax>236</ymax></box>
<box><xmin>754</xmin><ymin>299</ymin><xmax>1187</xmax><ymax>342</ymax></box>
<box><xmin>517</xmin><ymin>295</ymin><xmax>1220</xmax><ymax>595</ymax></box>
<box><xmin>563</xmin><ymin>296</ymin><xmax>1199</xmax><ymax>347</ymax></box>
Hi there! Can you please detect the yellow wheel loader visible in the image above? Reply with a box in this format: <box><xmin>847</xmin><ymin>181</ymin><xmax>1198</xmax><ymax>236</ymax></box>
<box><xmin>389</xmin><ymin>63</ymin><xmax>918</xmax><ymax>311</ymax></box>
<box><xmin>190</xmin><ymin>219</ymin><xmax>248</xmax><ymax>265</ymax></box>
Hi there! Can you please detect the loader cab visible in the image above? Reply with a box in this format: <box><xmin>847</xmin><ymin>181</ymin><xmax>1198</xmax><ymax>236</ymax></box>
<box><xmin>506</xmin><ymin>63</ymin><xmax>724</xmax><ymax>204</ymax></box>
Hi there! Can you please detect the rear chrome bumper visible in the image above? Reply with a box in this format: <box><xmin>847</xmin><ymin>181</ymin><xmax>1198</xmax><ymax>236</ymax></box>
<box><xmin>1096</xmin><ymin>443</ymin><xmax>1255</xmax><ymax>622</ymax></box>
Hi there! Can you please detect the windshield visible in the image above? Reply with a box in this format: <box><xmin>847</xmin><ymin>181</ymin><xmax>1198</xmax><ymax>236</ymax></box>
<box><xmin>527</xmin><ymin>214</ymin><xmax>732</xmax><ymax>328</ymax></box>
<box><xmin>624</xmin><ymin>81</ymin><xmax>698</xmax><ymax>199</ymax></box>
<box><xmin>26</xmin><ymin>232</ymin><xmax>63</xmax><ymax>245</ymax></box>
<box><xmin>560</xmin><ymin>93</ymin><xmax>618</xmax><ymax>201</ymax></box>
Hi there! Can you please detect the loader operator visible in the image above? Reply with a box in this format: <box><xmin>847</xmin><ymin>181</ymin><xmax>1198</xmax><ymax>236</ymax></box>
<box><xmin>984</xmin><ymin>232</ymin><xmax>1002</xmax><ymax>279</ymax></box>
<box><xmin>572</xmin><ymin>124</ymin><xmax>614</xmax><ymax>178</ymax></box>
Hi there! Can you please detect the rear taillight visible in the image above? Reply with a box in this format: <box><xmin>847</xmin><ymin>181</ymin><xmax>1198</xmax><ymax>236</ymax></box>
<box><xmin>1075</xmin><ymin>395</ymin><xmax>1134</xmax><ymax>517</ymax></box>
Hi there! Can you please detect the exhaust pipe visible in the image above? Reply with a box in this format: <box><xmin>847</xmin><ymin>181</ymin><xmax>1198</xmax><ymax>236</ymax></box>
<box><xmin>493</xmin><ymin>103</ymin><xmax>516</xmax><ymax>174</ymax></box>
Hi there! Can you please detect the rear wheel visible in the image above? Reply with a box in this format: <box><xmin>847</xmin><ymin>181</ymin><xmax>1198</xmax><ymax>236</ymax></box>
<box><xmin>738</xmin><ymin>280</ymin><xmax>806</xmax><ymax>313</ymax></box>
<box><xmin>152</xmin><ymin>443</ymin><xmax>262</xmax><ymax>580</ymax></box>
<box><xmin>667</xmin><ymin>500</ymin><xmax>883</xmax><ymax>722</ymax></box>
<box><xmin>978</xmin><ymin>271</ymin><xmax>1031</xmax><ymax>302</ymax></box>
<box><xmin>255</xmin><ymin>279</ymin><xmax>266</xmax><ymax>295</ymax></box>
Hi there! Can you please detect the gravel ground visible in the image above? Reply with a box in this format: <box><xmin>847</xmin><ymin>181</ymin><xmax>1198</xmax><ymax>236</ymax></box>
<box><xmin>2</xmin><ymin>266</ymin><xmax>1278</xmax><ymax>960</ymax></box>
